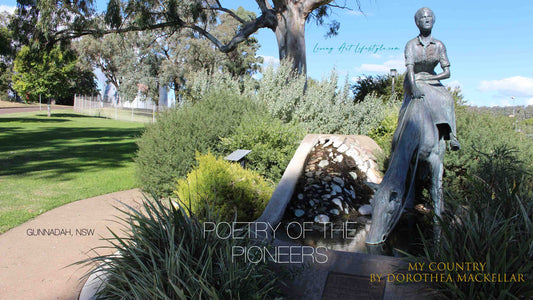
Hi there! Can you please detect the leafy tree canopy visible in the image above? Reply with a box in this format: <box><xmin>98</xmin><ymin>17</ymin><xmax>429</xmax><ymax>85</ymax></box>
<box><xmin>12</xmin><ymin>0</ymin><xmax>361</xmax><ymax>74</ymax></box>
<box><xmin>12</xmin><ymin>44</ymin><xmax>97</xmax><ymax>104</ymax></box>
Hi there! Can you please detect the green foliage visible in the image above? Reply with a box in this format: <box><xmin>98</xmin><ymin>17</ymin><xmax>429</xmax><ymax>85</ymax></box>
<box><xmin>135</xmin><ymin>90</ymin><xmax>260</xmax><ymax>197</ymax></box>
<box><xmin>175</xmin><ymin>153</ymin><xmax>273</xmax><ymax>222</ymax></box>
<box><xmin>256</xmin><ymin>60</ymin><xmax>307</xmax><ymax>122</ymax></box>
<box><xmin>351</xmin><ymin>74</ymin><xmax>405</xmax><ymax>103</ymax></box>
<box><xmin>12</xmin><ymin>44</ymin><xmax>97</xmax><ymax>103</ymax></box>
<box><xmin>81</xmin><ymin>196</ymin><xmax>286</xmax><ymax>299</ymax></box>
<box><xmin>368</xmin><ymin>108</ymin><xmax>399</xmax><ymax>156</ymax></box>
<box><xmin>181</xmin><ymin>68</ymin><xmax>243</xmax><ymax>104</ymax></box>
<box><xmin>444</xmin><ymin>108</ymin><xmax>533</xmax><ymax>197</ymax></box>
<box><xmin>220</xmin><ymin>114</ymin><xmax>306</xmax><ymax>184</ymax></box>
<box><xmin>411</xmin><ymin>145</ymin><xmax>533</xmax><ymax>299</ymax></box>
<box><xmin>257</xmin><ymin>63</ymin><xmax>400</xmax><ymax>136</ymax></box>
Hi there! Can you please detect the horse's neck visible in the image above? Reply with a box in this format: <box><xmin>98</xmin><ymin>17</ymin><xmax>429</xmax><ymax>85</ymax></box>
<box><xmin>382</xmin><ymin>101</ymin><xmax>423</xmax><ymax>190</ymax></box>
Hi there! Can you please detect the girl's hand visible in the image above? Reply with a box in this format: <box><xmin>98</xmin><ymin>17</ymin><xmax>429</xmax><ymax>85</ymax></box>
<box><xmin>412</xmin><ymin>88</ymin><xmax>424</xmax><ymax>99</ymax></box>
<box><xmin>415</xmin><ymin>73</ymin><xmax>431</xmax><ymax>81</ymax></box>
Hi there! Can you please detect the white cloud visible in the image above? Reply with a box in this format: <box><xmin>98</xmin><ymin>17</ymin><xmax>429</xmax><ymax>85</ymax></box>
<box><xmin>0</xmin><ymin>5</ymin><xmax>16</xmax><ymax>14</ymax></box>
<box><xmin>446</xmin><ymin>80</ymin><xmax>462</xmax><ymax>89</ymax></box>
<box><xmin>355</xmin><ymin>59</ymin><xmax>405</xmax><ymax>74</ymax></box>
<box><xmin>258</xmin><ymin>55</ymin><xmax>280</xmax><ymax>68</ymax></box>
<box><xmin>478</xmin><ymin>76</ymin><xmax>533</xmax><ymax>97</ymax></box>
<box><xmin>345</xmin><ymin>10</ymin><xmax>371</xmax><ymax>17</ymax></box>
<box><xmin>528</xmin><ymin>98</ymin><xmax>533</xmax><ymax>106</ymax></box>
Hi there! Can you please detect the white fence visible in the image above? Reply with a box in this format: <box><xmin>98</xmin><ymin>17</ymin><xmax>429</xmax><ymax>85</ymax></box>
<box><xmin>73</xmin><ymin>94</ymin><xmax>171</xmax><ymax>123</ymax></box>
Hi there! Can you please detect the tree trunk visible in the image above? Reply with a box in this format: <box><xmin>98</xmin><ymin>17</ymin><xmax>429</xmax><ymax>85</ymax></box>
<box><xmin>275</xmin><ymin>2</ymin><xmax>307</xmax><ymax>74</ymax></box>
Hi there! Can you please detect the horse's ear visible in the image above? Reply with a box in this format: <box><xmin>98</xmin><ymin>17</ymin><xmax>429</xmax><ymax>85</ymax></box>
<box><xmin>364</xmin><ymin>181</ymin><xmax>380</xmax><ymax>191</ymax></box>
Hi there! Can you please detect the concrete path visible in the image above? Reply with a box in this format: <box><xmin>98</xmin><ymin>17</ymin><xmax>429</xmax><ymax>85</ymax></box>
<box><xmin>0</xmin><ymin>106</ymin><xmax>72</xmax><ymax>115</ymax></box>
<box><xmin>0</xmin><ymin>189</ymin><xmax>144</xmax><ymax>300</ymax></box>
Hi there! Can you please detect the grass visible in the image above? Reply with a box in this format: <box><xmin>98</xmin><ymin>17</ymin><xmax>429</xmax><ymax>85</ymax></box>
<box><xmin>77</xmin><ymin>106</ymin><xmax>155</xmax><ymax>123</ymax></box>
<box><xmin>0</xmin><ymin>111</ymin><xmax>145</xmax><ymax>233</ymax></box>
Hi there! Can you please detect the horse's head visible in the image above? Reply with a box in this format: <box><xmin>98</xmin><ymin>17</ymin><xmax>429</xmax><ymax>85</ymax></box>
<box><xmin>365</xmin><ymin>187</ymin><xmax>404</xmax><ymax>245</ymax></box>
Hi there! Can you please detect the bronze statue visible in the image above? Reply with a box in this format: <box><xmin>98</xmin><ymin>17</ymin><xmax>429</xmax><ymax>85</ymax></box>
<box><xmin>398</xmin><ymin>7</ymin><xmax>460</xmax><ymax>152</ymax></box>
<box><xmin>366</xmin><ymin>7</ymin><xmax>458</xmax><ymax>245</ymax></box>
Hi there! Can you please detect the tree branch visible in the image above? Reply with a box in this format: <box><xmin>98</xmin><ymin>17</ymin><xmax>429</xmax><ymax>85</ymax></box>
<box><xmin>182</xmin><ymin>11</ymin><xmax>276</xmax><ymax>53</ymax></box>
<box><xmin>255</xmin><ymin>0</ymin><xmax>273</xmax><ymax>12</ymax></box>
<box><xmin>304</xmin><ymin>0</ymin><xmax>335</xmax><ymax>15</ymax></box>
<box><xmin>209</xmin><ymin>4</ymin><xmax>247</xmax><ymax>24</ymax></box>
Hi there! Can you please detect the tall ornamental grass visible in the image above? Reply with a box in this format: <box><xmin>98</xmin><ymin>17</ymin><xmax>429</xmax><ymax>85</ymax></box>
<box><xmin>80</xmin><ymin>197</ymin><xmax>286</xmax><ymax>299</ymax></box>
<box><xmin>408</xmin><ymin>145</ymin><xmax>533</xmax><ymax>299</ymax></box>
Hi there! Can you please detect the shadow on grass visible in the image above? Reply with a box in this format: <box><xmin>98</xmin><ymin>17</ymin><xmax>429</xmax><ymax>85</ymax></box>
<box><xmin>0</xmin><ymin>117</ymin><xmax>71</xmax><ymax>123</ymax></box>
<box><xmin>0</xmin><ymin>125</ymin><xmax>143</xmax><ymax>178</ymax></box>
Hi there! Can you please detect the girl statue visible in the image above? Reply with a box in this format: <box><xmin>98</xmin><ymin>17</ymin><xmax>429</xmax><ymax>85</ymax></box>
<box><xmin>394</xmin><ymin>7</ymin><xmax>460</xmax><ymax>151</ymax></box>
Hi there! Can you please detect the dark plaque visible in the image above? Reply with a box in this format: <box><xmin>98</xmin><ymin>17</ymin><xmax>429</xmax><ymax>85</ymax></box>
<box><xmin>322</xmin><ymin>272</ymin><xmax>386</xmax><ymax>300</ymax></box>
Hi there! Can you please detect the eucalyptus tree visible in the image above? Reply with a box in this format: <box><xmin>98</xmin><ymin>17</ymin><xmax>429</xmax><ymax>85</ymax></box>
<box><xmin>13</xmin><ymin>0</ymin><xmax>360</xmax><ymax>75</ymax></box>
<box><xmin>77</xmin><ymin>7</ymin><xmax>262</xmax><ymax>104</ymax></box>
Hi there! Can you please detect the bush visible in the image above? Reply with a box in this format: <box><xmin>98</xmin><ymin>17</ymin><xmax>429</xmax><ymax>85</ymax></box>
<box><xmin>80</xmin><ymin>197</ymin><xmax>286</xmax><ymax>299</ymax></box>
<box><xmin>257</xmin><ymin>63</ymin><xmax>400</xmax><ymax>136</ymax></box>
<box><xmin>220</xmin><ymin>114</ymin><xmax>306</xmax><ymax>184</ymax></box>
<box><xmin>175</xmin><ymin>153</ymin><xmax>273</xmax><ymax>222</ymax></box>
<box><xmin>256</xmin><ymin>60</ymin><xmax>306</xmax><ymax>123</ymax></box>
<box><xmin>368</xmin><ymin>107</ymin><xmax>399</xmax><ymax>156</ymax></box>
<box><xmin>135</xmin><ymin>90</ymin><xmax>261</xmax><ymax>197</ymax></box>
<box><xmin>444</xmin><ymin>108</ymin><xmax>533</xmax><ymax>197</ymax></box>
<box><xmin>410</xmin><ymin>146</ymin><xmax>533</xmax><ymax>299</ymax></box>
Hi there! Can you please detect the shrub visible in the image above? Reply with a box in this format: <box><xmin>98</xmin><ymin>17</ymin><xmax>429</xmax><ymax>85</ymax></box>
<box><xmin>256</xmin><ymin>63</ymin><xmax>400</xmax><ymax>136</ymax></box>
<box><xmin>256</xmin><ymin>60</ymin><xmax>306</xmax><ymax>123</ymax></box>
<box><xmin>135</xmin><ymin>90</ymin><xmax>261</xmax><ymax>197</ymax></box>
<box><xmin>351</xmin><ymin>73</ymin><xmax>405</xmax><ymax>103</ymax></box>
<box><xmin>444</xmin><ymin>108</ymin><xmax>533</xmax><ymax>197</ymax></box>
<box><xmin>180</xmin><ymin>68</ymin><xmax>243</xmax><ymax>104</ymax></box>
<box><xmin>175</xmin><ymin>153</ymin><xmax>273</xmax><ymax>222</ymax></box>
<box><xmin>409</xmin><ymin>147</ymin><xmax>533</xmax><ymax>299</ymax></box>
<box><xmin>368</xmin><ymin>107</ymin><xmax>399</xmax><ymax>156</ymax></box>
<box><xmin>220</xmin><ymin>114</ymin><xmax>306</xmax><ymax>184</ymax></box>
<box><xmin>80</xmin><ymin>197</ymin><xmax>286</xmax><ymax>299</ymax></box>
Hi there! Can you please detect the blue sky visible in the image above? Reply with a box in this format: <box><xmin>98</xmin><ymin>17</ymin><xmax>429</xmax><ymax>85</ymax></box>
<box><xmin>2</xmin><ymin>0</ymin><xmax>532</xmax><ymax>107</ymax></box>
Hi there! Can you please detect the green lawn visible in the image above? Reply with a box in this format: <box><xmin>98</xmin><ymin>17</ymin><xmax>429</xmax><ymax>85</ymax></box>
<box><xmin>0</xmin><ymin>111</ymin><xmax>145</xmax><ymax>233</ymax></box>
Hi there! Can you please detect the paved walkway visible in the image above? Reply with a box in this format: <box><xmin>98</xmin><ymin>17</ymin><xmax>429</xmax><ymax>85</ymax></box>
<box><xmin>0</xmin><ymin>189</ymin><xmax>144</xmax><ymax>300</ymax></box>
<box><xmin>0</xmin><ymin>106</ymin><xmax>72</xmax><ymax>115</ymax></box>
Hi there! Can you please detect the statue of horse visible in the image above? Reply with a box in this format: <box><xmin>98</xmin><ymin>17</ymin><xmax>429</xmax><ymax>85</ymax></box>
<box><xmin>365</xmin><ymin>96</ymin><xmax>445</xmax><ymax>245</ymax></box>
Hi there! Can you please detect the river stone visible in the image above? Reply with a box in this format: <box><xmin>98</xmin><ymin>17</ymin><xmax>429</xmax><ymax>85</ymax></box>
<box><xmin>333</xmin><ymin>177</ymin><xmax>344</xmax><ymax>186</ymax></box>
<box><xmin>332</xmin><ymin>138</ymin><xmax>342</xmax><ymax>148</ymax></box>
<box><xmin>358</xmin><ymin>204</ymin><xmax>372</xmax><ymax>216</ymax></box>
<box><xmin>334</xmin><ymin>155</ymin><xmax>343</xmax><ymax>163</ymax></box>
<box><xmin>332</xmin><ymin>198</ymin><xmax>343</xmax><ymax>209</ymax></box>
<box><xmin>331</xmin><ymin>184</ymin><xmax>342</xmax><ymax>194</ymax></box>
<box><xmin>329</xmin><ymin>209</ymin><xmax>340</xmax><ymax>215</ymax></box>
<box><xmin>349</xmin><ymin>171</ymin><xmax>357</xmax><ymax>180</ymax></box>
<box><xmin>294</xmin><ymin>209</ymin><xmax>305</xmax><ymax>217</ymax></box>
<box><xmin>297</xmin><ymin>193</ymin><xmax>304</xmax><ymax>200</ymax></box>
<box><xmin>309</xmin><ymin>200</ymin><xmax>315</xmax><ymax>206</ymax></box>
<box><xmin>323</xmin><ymin>139</ymin><xmax>333</xmax><ymax>147</ymax></box>
<box><xmin>314</xmin><ymin>214</ymin><xmax>330</xmax><ymax>223</ymax></box>
<box><xmin>318</xmin><ymin>160</ymin><xmax>329</xmax><ymax>168</ymax></box>
<box><xmin>305</xmin><ymin>172</ymin><xmax>313</xmax><ymax>178</ymax></box>
<box><xmin>345</xmin><ymin>148</ymin><xmax>359</xmax><ymax>160</ymax></box>
<box><xmin>337</xmin><ymin>144</ymin><xmax>349</xmax><ymax>153</ymax></box>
